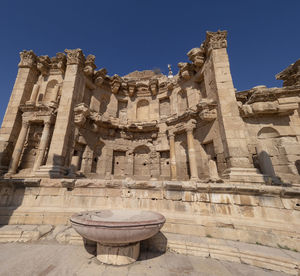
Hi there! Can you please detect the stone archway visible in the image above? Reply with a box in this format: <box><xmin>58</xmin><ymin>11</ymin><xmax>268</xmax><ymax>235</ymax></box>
<box><xmin>133</xmin><ymin>145</ymin><xmax>150</xmax><ymax>178</ymax></box>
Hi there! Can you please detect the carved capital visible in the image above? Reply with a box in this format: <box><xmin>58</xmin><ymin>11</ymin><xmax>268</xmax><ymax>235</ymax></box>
<box><xmin>83</xmin><ymin>54</ymin><xmax>96</xmax><ymax>77</ymax></box>
<box><xmin>186</xmin><ymin>119</ymin><xmax>197</xmax><ymax>132</ymax></box>
<box><xmin>94</xmin><ymin>68</ymin><xmax>108</xmax><ymax>87</ymax></box>
<box><xmin>110</xmin><ymin>74</ymin><xmax>122</xmax><ymax>94</ymax></box>
<box><xmin>205</xmin><ymin>30</ymin><xmax>228</xmax><ymax>53</ymax></box>
<box><xmin>178</xmin><ymin>62</ymin><xmax>194</xmax><ymax>80</ymax></box>
<box><xmin>18</xmin><ymin>50</ymin><xmax>37</xmax><ymax>68</ymax></box>
<box><xmin>37</xmin><ymin>55</ymin><xmax>50</xmax><ymax>76</ymax></box>
<box><xmin>128</xmin><ymin>80</ymin><xmax>136</xmax><ymax>97</ymax></box>
<box><xmin>50</xmin><ymin>53</ymin><xmax>67</xmax><ymax>74</ymax></box>
<box><xmin>149</xmin><ymin>79</ymin><xmax>159</xmax><ymax>96</ymax></box>
<box><xmin>187</xmin><ymin>45</ymin><xmax>205</xmax><ymax>69</ymax></box>
<box><xmin>65</xmin><ymin>49</ymin><xmax>85</xmax><ymax>67</ymax></box>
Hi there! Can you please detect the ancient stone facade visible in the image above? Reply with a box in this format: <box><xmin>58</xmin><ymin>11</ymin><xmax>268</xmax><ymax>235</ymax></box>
<box><xmin>0</xmin><ymin>30</ymin><xmax>300</xmax><ymax>186</ymax></box>
<box><xmin>0</xmin><ymin>31</ymin><xmax>300</xmax><ymax>274</ymax></box>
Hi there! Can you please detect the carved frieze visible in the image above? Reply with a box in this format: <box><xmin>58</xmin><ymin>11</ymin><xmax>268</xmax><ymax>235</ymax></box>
<box><xmin>65</xmin><ymin>48</ymin><xmax>85</xmax><ymax>67</ymax></box>
<box><xmin>74</xmin><ymin>103</ymin><xmax>90</xmax><ymax>127</ymax></box>
<box><xmin>18</xmin><ymin>50</ymin><xmax>37</xmax><ymax>68</ymax></box>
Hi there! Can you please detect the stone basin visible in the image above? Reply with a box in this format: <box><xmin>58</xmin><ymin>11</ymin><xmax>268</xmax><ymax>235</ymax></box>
<box><xmin>70</xmin><ymin>209</ymin><xmax>165</xmax><ymax>265</ymax></box>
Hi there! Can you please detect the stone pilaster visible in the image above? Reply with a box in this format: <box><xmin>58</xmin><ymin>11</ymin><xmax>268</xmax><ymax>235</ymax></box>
<box><xmin>32</xmin><ymin>121</ymin><xmax>52</xmax><ymax>173</ymax></box>
<box><xmin>26</xmin><ymin>84</ymin><xmax>40</xmax><ymax>105</ymax></box>
<box><xmin>44</xmin><ymin>49</ymin><xmax>85</xmax><ymax>177</ymax></box>
<box><xmin>168</xmin><ymin>131</ymin><xmax>177</xmax><ymax>180</ymax></box>
<box><xmin>0</xmin><ymin>50</ymin><xmax>38</xmax><ymax>173</ymax></box>
<box><xmin>186</xmin><ymin>121</ymin><xmax>199</xmax><ymax>180</ymax></box>
<box><xmin>6</xmin><ymin>120</ymin><xmax>30</xmax><ymax>175</ymax></box>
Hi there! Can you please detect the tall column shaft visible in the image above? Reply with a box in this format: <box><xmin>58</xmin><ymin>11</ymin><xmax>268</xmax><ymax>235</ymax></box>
<box><xmin>186</xmin><ymin>127</ymin><xmax>199</xmax><ymax>180</ymax></box>
<box><xmin>27</xmin><ymin>84</ymin><xmax>40</xmax><ymax>104</ymax></box>
<box><xmin>169</xmin><ymin>133</ymin><xmax>177</xmax><ymax>180</ymax></box>
<box><xmin>7</xmin><ymin>120</ymin><xmax>30</xmax><ymax>174</ymax></box>
<box><xmin>32</xmin><ymin>121</ymin><xmax>51</xmax><ymax>172</ymax></box>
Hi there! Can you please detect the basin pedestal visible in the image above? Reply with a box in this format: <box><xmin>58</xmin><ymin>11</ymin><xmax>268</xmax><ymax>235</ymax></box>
<box><xmin>70</xmin><ymin>209</ymin><xmax>165</xmax><ymax>266</ymax></box>
<box><xmin>97</xmin><ymin>242</ymin><xmax>140</xmax><ymax>265</ymax></box>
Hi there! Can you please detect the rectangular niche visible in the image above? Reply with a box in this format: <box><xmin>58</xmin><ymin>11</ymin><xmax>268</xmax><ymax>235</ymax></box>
<box><xmin>159</xmin><ymin>151</ymin><xmax>170</xmax><ymax>178</ymax></box>
<box><xmin>112</xmin><ymin>150</ymin><xmax>126</xmax><ymax>176</ymax></box>
<box><xmin>117</xmin><ymin>100</ymin><xmax>128</xmax><ymax>121</ymax></box>
<box><xmin>159</xmin><ymin>97</ymin><xmax>170</xmax><ymax>117</ymax></box>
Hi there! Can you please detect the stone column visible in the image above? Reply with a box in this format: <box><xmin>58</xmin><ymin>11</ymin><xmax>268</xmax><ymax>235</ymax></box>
<box><xmin>26</xmin><ymin>84</ymin><xmax>40</xmax><ymax>105</ymax></box>
<box><xmin>32</xmin><ymin>121</ymin><xmax>52</xmax><ymax>173</ymax></box>
<box><xmin>0</xmin><ymin>50</ymin><xmax>38</xmax><ymax>173</ymax></box>
<box><xmin>168</xmin><ymin>131</ymin><xmax>177</xmax><ymax>180</ymax></box>
<box><xmin>7</xmin><ymin>120</ymin><xmax>30</xmax><ymax>175</ymax></box>
<box><xmin>186</xmin><ymin>122</ymin><xmax>199</xmax><ymax>180</ymax></box>
<box><xmin>45</xmin><ymin>49</ymin><xmax>85</xmax><ymax>177</ymax></box>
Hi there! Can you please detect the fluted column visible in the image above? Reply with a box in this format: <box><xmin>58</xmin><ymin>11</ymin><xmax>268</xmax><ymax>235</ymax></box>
<box><xmin>7</xmin><ymin>120</ymin><xmax>30</xmax><ymax>175</ymax></box>
<box><xmin>186</xmin><ymin>123</ymin><xmax>199</xmax><ymax>180</ymax></box>
<box><xmin>168</xmin><ymin>132</ymin><xmax>177</xmax><ymax>180</ymax></box>
<box><xmin>26</xmin><ymin>84</ymin><xmax>40</xmax><ymax>105</ymax></box>
<box><xmin>32</xmin><ymin>121</ymin><xmax>51</xmax><ymax>172</ymax></box>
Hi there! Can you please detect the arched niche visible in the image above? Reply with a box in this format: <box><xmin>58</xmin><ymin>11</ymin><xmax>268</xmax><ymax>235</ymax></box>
<box><xmin>256</xmin><ymin>127</ymin><xmax>280</xmax><ymax>177</ymax></box>
<box><xmin>177</xmin><ymin>90</ymin><xmax>188</xmax><ymax>114</ymax></box>
<box><xmin>133</xmin><ymin>145</ymin><xmax>150</xmax><ymax>177</ymax></box>
<box><xmin>258</xmin><ymin>127</ymin><xmax>280</xmax><ymax>139</ymax></box>
<box><xmin>44</xmin><ymin>80</ymin><xmax>58</xmax><ymax>102</ymax></box>
<box><xmin>136</xmin><ymin>99</ymin><xmax>149</xmax><ymax>121</ymax></box>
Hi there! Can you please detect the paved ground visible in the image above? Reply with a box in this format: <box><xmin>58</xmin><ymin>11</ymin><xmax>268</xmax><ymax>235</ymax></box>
<box><xmin>0</xmin><ymin>242</ymin><xmax>290</xmax><ymax>276</ymax></box>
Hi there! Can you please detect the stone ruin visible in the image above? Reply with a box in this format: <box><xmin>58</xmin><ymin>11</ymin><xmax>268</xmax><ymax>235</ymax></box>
<box><xmin>0</xmin><ymin>30</ymin><xmax>299</xmax><ymax>274</ymax></box>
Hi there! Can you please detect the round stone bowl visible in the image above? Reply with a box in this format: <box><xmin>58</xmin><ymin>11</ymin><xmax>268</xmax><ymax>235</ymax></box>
<box><xmin>70</xmin><ymin>209</ymin><xmax>165</xmax><ymax>265</ymax></box>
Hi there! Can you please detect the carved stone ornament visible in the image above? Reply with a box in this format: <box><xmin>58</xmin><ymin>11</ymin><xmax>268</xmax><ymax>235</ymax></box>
<box><xmin>18</xmin><ymin>50</ymin><xmax>37</xmax><ymax>68</ymax></box>
<box><xmin>110</xmin><ymin>75</ymin><xmax>122</xmax><ymax>94</ymax></box>
<box><xmin>37</xmin><ymin>55</ymin><xmax>50</xmax><ymax>76</ymax></box>
<box><xmin>276</xmin><ymin>59</ymin><xmax>300</xmax><ymax>87</ymax></box>
<box><xmin>74</xmin><ymin>104</ymin><xmax>90</xmax><ymax>127</ymax></box>
<box><xmin>83</xmin><ymin>55</ymin><xmax>96</xmax><ymax>78</ymax></box>
<box><xmin>204</xmin><ymin>30</ymin><xmax>228</xmax><ymax>53</ymax></box>
<box><xmin>64</xmin><ymin>49</ymin><xmax>85</xmax><ymax>67</ymax></box>
<box><xmin>178</xmin><ymin>62</ymin><xmax>194</xmax><ymax>80</ymax></box>
<box><xmin>149</xmin><ymin>79</ymin><xmax>159</xmax><ymax>96</ymax></box>
<box><xmin>50</xmin><ymin>53</ymin><xmax>67</xmax><ymax>74</ymax></box>
<box><xmin>94</xmin><ymin>68</ymin><xmax>108</xmax><ymax>87</ymax></box>
<box><xmin>187</xmin><ymin>45</ymin><xmax>205</xmax><ymax>69</ymax></box>
<box><xmin>128</xmin><ymin>80</ymin><xmax>136</xmax><ymax>97</ymax></box>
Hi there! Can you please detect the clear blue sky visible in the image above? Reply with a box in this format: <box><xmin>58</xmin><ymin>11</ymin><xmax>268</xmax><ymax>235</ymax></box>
<box><xmin>0</xmin><ymin>0</ymin><xmax>299</xmax><ymax>124</ymax></box>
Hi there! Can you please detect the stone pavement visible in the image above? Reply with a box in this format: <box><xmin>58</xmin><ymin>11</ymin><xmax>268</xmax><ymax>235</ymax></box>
<box><xmin>0</xmin><ymin>242</ymin><xmax>290</xmax><ymax>276</ymax></box>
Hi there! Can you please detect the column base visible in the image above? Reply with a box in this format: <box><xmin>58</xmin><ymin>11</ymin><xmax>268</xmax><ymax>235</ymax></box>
<box><xmin>97</xmin><ymin>242</ymin><xmax>140</xmax><ymax>265</ymax></box>
<box><xmin>34</xmin><ymin>165</ymin><xmax>68</xmax><ymax>178</ymax></box>
<box><xmin>222</xmin><ymin>168</ymin><xmax>266</xmax><ymax>184</ymax></box>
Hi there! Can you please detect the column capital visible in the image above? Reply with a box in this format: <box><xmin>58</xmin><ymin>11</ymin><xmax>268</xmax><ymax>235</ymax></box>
<box><xmin>186</xmin><ymin>119</ymin><xmax>197</xmax><ymax>132</ymax></box>
<box><xmin>64</xmin><ymin>49</ymin><xmax>85</xmax><ymax>67</ymax></box>
<box><xmin>18</xmin><ymin>50</ymin><xmax>37</xmax><ymax>69</ymax></box>
<box><xmin>168</xmin><ymin>129</ymin><xmax>176</xmax><ymax>138</ymax></box>
<box><xmin>22</xmin><ymin>119</ymin><xmax>30</xmax><ymax>127</ymax></box>
<box><xmin>204</xmin><ymin>30</ymin><xmax>227</xmax><ymax>53</ymax></box>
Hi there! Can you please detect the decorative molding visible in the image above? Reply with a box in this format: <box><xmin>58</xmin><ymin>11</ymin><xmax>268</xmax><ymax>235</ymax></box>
<box><xmin>37</xmin><ymin>55</ymin><xmax>50</xmax><ymax>76</ymax></box>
